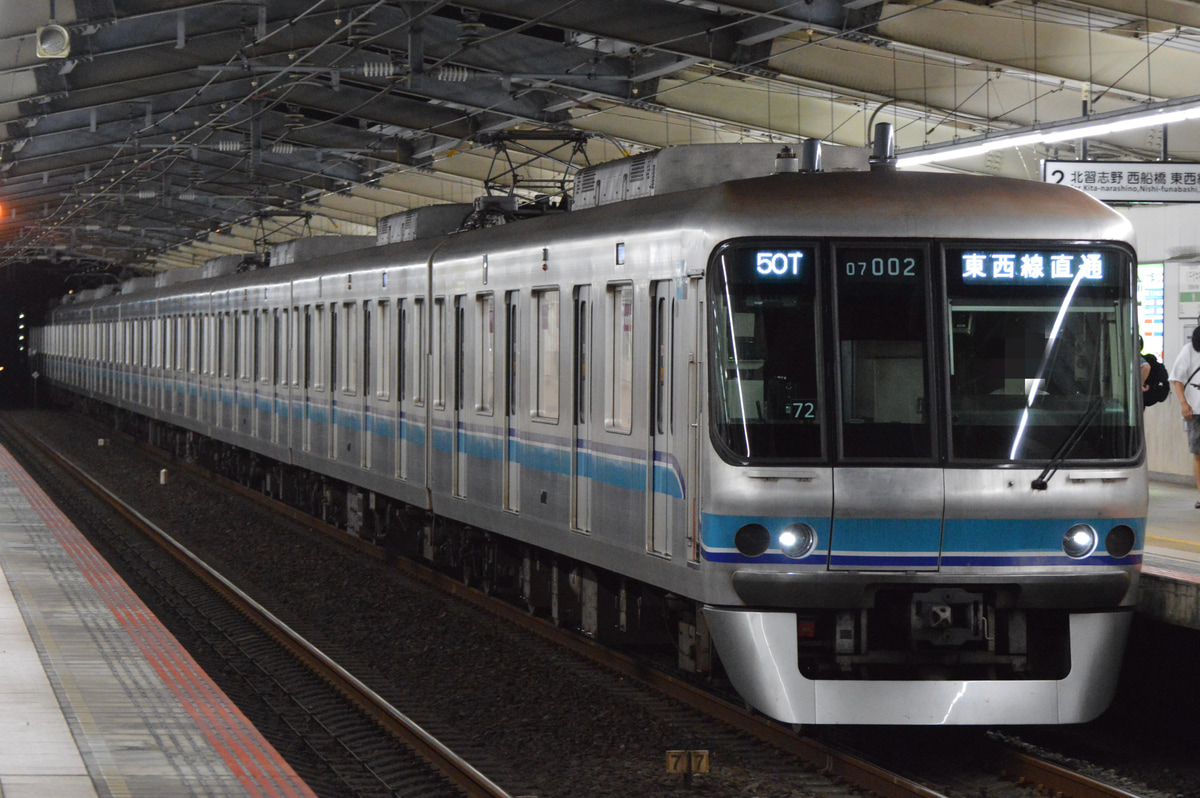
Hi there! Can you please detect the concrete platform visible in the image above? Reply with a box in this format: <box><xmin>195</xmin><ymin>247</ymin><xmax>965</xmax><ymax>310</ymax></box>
<box><xmin>1139</xmin><ymin>479</ymin><xmax>1200</xmax><ymax>630</ymax></box>
<box><xmin>0</xmin><ymin>442</ymin><xmax>315</xmax><ymax>798</ymax></box>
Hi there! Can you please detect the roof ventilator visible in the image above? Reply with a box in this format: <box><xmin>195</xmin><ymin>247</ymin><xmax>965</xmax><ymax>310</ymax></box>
<box><xmin>870</xmin><ymin>122</ymin><xmax>897</xmax><ymax>172</ymax></box>
<box><xmin>801</xmin><ymin>139</ymin><xmax>823</xmax><ymax>173</ymax></box>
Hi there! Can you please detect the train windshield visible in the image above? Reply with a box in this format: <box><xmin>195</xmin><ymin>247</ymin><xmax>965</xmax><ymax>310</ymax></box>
<box><xmin>709</xmin><ymin>240</ymin><xmax>1138</xmax><ymax>465</ymax></box>
<box><xmin>710</xmin><ymin>243</ymin><xmax>822</xmax><ymax>461</ymax></box>
<box><xmin>946</xmin><ymin>246</ymin><xmax>1138</xmax><ymax>462</ymax></box>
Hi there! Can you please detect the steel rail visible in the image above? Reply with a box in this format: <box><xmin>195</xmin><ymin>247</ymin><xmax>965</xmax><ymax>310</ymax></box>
<box><xmin>988</xmin><ymin>743</ymin><xmax>1146</xmax><ymax>798</ymax></box>
<box><xmin>7</xmin><ymin>421</ymin><xmax>512</xmax><ymax>798</ymax></box>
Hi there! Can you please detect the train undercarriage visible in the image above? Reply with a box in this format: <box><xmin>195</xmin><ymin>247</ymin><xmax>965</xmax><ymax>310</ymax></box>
<box><xmin>73</xmin><ymin>394</ymin><xmax>717</xmax><ymax>682</ymax></box>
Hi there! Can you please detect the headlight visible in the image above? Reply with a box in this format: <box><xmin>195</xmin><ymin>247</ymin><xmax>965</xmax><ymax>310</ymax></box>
<box><xmin>734</xmin><ymin>523</ymin><xmax>771</xmax><ymax>558</ymax></box>
<box><xmin>1105</xmin><ymin>524</ymin><xmax>1136</xmax><ymax>558</ymax></box>
<box><xmin>778</xmin><ymin>522</ymin><xmax>817</xmax><ymax>559</ymax></box>
<box><xmin>1063</xmin><ymin>524</ymin><xmax>1098</xmax><ymax>559</ymax></box>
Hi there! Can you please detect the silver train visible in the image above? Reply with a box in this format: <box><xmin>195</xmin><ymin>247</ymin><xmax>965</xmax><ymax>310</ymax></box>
<box><xmin>33</xmin><ymin>144</ymin><xmax>1146</xmax><ymax>725</ymax></box>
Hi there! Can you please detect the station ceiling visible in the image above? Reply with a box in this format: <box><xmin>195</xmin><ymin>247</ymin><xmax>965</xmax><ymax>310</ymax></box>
<box><xmin>3</xmin><ymin>0</ymin><xmax>1200</xmax><ymax>286</ymax></box>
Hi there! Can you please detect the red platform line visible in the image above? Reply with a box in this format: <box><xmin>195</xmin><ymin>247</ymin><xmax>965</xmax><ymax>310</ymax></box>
<box><xmin>1142</xmin><ymin>564</ymin><xmax>1200</xmax><ymax>582</ymax></box>
<box><xmin>0</xmin><ymin>444</ymin><xmax>317</xmax><ymax>798</ymax></box>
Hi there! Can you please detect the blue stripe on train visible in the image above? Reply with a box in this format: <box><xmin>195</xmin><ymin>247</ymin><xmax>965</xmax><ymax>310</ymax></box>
<box><xmin>103</xmin><ymin>372</ymin><xmax>685</xmax><ymax>499</ymax></box>
<box><xmin>701</xmin><ymin>513</ymin><xmax>1145</xmax><ymax>565</ymax></box>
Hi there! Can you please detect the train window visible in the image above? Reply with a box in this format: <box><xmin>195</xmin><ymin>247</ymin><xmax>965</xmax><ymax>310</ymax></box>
<box><xmin>291</xmin><ymin>306</ymin><xmax>302</xmax><ymax>388</ymax></box>
<box><xmin>652</xmin><ymin>293</ymin><xmax>669</xmax><ymax>436</ymax></box>
<box><xmin>477</xmin><ymin>294</ymin><xmax>494</xmax><ymax>414</ymax></box>
<box><xmin>505</xmin><ymin>293</ymin><xmax>518</xmax><ymax>417</ymax></box>
<box><xmin>225</xmin><ymin>314</ymin><xmax>233</xmax><ymax>378</ymax></box>
<box><xmin>573</xmin><ymin>290</ymin><xmax>588</xmax><ymax>427</ymax></box>
<box><xmin>609</xmin><ymin>283</ymin><xmax>634</xmax><ymax>434</ymax></box>
<box><xmin>161</xmin><ymin>317</ymin><xmax>169</xmax><ymax>370</ymax></box>
<box><xmin>708</xmin><ymin>243</ymin><xmax>821</xmax><ymax>462</ymax></box>
<box><xmin>414</xmin><ymin>298</ymin><xmax>426</xmax><ymax>405</ymax></box>
<box><xmin>275</xmin><ymin>310</ymin><xmax>285</xmax><ymax>386</ymax></box>
<box><xmin>199</xmin><ymin>316</ymin><xmax>206</xmax><ymax>375</ymax></box>
<box><xmin>398</xmin><ymin>300</ymin><xmax>407</xmax><ymax>401</ymax></box>
<box><xmin>433</xmin><ymin>298</ymin><xmax>445</xmax><ymax>409</ymax></box>
<box><xmin>238</xmin><ymin>311</ymin><xmax>250</xmax><ymax>381</ymax></box>
<box><xmin>249</xmin><ymin>311</ymin><xmax>257</xmax><ymax>381</ymax></box>
<box><xmin>330</xmin><ymin>303</ymin><xmax>339</xmax><ymax>392</ymax></box>
<box><xmin>252</xmin><ymin>311</ymin><xmax>262</xmax><ymax>383</ymax></box>
<box><xmin>834</xmin><ymin>245</ymin><xmax>933</xmax><ymax>460</ymax></box>
<box><xmin>533</xmin><ymin>288</ymin><xmax>560</xmax><ymax>422</ymax></box>
<box><xmin>302</xmin><ymin>306</ymin><xmax>312</xmax><ymax>390</ymax></box>
<box><xmin>219</xmin><ymin>314</ymin><xmax>229</xmax><ymax>379</ymax></box>
<box><xmin>159</xmin><ymin>317</ymin><xmax>168</xmax><ymax>370</ymax></box>
<box><xmin>945</xmin><ymin>245</ymin><xmax>1138</xmax><ymax>462</ymax></box>
<box><xmin>454</xmin><ymin>297</ymin><xmax>466</xmax><ymax>412</ymax></box>
<box><xmin>139</xmin><ymin>319</ymin><xmax>149</xmax><ymax>368</ymax></box>
<box><xmin>376</xmin><ymin>301</ymin><xmax>391</xmax><ymax>401</ymax></box>
<box><xmin>340</xmin><ymin>301</ymin><xmax>358</xmax><ymax>395</ymax></box>
<box><xmin>363</xmin><ymin>301</ymin><xmax>371</xmax><ymax>396</ymax></box>
<box><xmin>313</xmin><ymin>305</ymin><xmax>326</xmax><ymax>391</ymax></box>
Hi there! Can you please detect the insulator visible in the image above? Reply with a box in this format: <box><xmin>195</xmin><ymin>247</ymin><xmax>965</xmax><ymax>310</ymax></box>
<box><xmin>178</xmin><ymin>191</ymin><xmax>197</xmax><ymax>201</ymax></box>
<box><xmin>271</xmin><ymin>142</ymin><xmax>296</xmax><ymax>155</ymax></box>
<box><xmin>215</xmin><ymin>139</ymin><xmax>243</xmax><ymax>152</ymax></box>
<box><xmin>361</xmin><ymin>62</ymin><xmax>396</xmax><ymax>78</ymax></box>
<box><xmin>436</xmin><ymin>65</ymin><xmax>472</xmax><ymax>82</ymax></box>
<box><xmin>136</xmin><ymin>189</ymin><xmax>157</xmax><ymax>199</ymax></box>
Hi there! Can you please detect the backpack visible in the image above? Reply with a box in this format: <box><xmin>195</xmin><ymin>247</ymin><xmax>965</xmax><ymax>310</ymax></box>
<box><xmin>1143</xmin><ymin>355</ymin><xmax>1170</xmax><ymax>406</ymax></box>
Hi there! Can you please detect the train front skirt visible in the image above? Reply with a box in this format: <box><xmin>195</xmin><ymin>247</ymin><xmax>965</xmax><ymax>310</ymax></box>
<box><xmin>704</xmin><ymin>607</ymin><xmax>1131</xmax><ymax>724</ymax></box>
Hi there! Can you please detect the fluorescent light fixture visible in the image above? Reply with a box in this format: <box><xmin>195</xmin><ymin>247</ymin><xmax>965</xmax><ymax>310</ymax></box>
<box><xmin>896</xmin><ymin>96</ymin><xmax>1200</xmax><ymax>168</ymax></box>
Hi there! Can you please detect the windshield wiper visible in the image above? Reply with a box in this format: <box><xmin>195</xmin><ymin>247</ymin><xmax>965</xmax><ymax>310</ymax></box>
<box><xmin>1030</xmin><ymin>396</ymin><xmax>1104</xmax><ymax>491</ymax></box>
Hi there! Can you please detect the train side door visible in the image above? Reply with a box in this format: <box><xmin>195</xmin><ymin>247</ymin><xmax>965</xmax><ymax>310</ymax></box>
<box><xmin>648</xmin><ymin>280</ymin><xmax>673</xmax><ymax>556</ymax></box>
<box><xmin>504</xmin><ymin>291</ymin><xmax>520</xmax><ymax>512</ymax></box>
<box><xmin>571</xmin><ymin>285</ymin><xmax>590</xmax><ymax>532</ymax></box>
<box><xmin>827</xmin><ymin>245</ymin><xmax>943</xmax><ymax>571</ymax></box>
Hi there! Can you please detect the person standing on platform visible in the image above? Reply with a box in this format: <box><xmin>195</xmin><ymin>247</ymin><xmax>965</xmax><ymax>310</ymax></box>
<box><xmin>1141</xmin><ymin>336</ymin><xmax>1170</xmax><ymax>406</ymax></box>
<box><xmin>1169</xmin><ymin>320</ymin><xmax>1200</xmax><ymax>508</ymax></box>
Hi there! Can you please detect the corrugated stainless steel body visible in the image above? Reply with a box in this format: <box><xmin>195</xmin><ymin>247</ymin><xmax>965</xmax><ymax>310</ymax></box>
<box><xmin>34</xmin><ymin>169</ymin><xmax>1147</xmax><ymax>725</ymax></box>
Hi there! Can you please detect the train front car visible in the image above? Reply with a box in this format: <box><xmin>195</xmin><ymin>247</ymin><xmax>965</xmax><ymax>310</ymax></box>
<box><xmin>699</xmin><ymin>171</ymin><xmax>1145</xmax><ymax>725</ymax></box>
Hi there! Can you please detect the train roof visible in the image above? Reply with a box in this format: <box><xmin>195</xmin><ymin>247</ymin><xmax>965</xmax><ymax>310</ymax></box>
<box><xmin>709</xmin><ymin>170</ymin><xmax>1136</xmax><ymax>245</ymax></box>
<box><xmin>51</xmin><ymin>170</ymin><xmax>1135</xmax><ymax>311</ymax></box>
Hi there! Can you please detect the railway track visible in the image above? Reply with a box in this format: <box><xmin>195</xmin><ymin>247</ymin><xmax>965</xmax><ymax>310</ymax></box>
<box><xmin>0</xmin><ymin>414</ymin><xmax>509</xmax><ymax>798</ymax></box>
<box><xmin>0</xmin><ymin>409</ymin><xmax>1163</xmax><ymax>798</ymax></box>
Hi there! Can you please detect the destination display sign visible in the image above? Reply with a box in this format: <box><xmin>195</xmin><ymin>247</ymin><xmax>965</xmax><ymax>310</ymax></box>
<box><xmin>948</xmin><ymin>248</ymin><xmax>1119</xmax><ymax>287</ymax></box>
<box><xmin>720</xmin><ymin>244</ymin><xmax>817</xmax><ymax>285</ymax></box>
<box><xmin>1043</xmin><ymin>160</ymin><xmax>1200</xmax><ymax>203</ymax></box>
